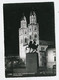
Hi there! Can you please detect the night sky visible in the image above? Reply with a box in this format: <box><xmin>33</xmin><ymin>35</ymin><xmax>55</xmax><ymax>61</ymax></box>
<box><xmin>3</xmin><ymin>2</ymin><xmax>55</xmax><ymax>56</ymax></box>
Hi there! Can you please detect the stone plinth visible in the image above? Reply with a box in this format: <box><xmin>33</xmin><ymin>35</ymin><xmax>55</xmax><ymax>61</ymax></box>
<box><xmin>26</xmin><ymin>52</ymin><xmax>39</xmax><ymax>74</ymax></box>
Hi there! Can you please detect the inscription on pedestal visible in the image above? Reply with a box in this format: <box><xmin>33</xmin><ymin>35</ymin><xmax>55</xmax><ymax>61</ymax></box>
<box><xmin>26</xmin><ymin>52</ymin><xmax>39</xmax><ymax>74</ymax></box>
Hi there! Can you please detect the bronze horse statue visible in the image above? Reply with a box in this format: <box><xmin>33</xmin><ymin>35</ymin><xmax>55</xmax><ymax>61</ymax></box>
<box><xmin>26</xmin><ymin>40</ymin><xmax>38</xmax><ymax>52</ymax></box>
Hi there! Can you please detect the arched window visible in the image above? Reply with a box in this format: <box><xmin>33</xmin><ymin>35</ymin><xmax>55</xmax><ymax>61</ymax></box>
<box><xmin>35</xmin><ymin>27</ymin><xmax>36</xmax><ymax>30</ymax></box>
<box><xmin>30</xmin><ymin>29</ymin><xmax>31</xmax><ymax>31</ymax></box>
<box><xmin>30</xmin><ymin>35</ymin><xmax>32</xmax><ymax>39</ymax></box>
<box><xmin>54</xmin><ymin>56</ymin><xmax>56</xmax><ymax>61</ymax></box>
<box><xmin>34</xmin><ymin>34</ymin><xmax>37</xmax><ymax>38</ymax></box>
<box><xmin>25</xmin><ymin>31</ymin><xmax>26</xmax><ymax>34</ymax></box>
<box><xmin>25</xmin><ymin>38</ymin><xmax>27</xmax><ymax>43</ymax></box>
<box><xmin>29</xmin><ymin>28</ymin><xmax>32</xmax><ymax>32</ymax></box>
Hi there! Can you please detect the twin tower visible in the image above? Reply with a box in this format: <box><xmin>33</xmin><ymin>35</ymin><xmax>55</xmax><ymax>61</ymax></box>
<box><xmin>19</xmin><ymin>11</ymin><xmax>39</xmax><ymax>62</ymax></box>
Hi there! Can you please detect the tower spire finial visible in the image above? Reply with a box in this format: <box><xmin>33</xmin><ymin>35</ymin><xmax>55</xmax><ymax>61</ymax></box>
<box><xmin>21</xmin><ymin>13</ymin><xmax>26</xmax><ymax>21</ymax></box>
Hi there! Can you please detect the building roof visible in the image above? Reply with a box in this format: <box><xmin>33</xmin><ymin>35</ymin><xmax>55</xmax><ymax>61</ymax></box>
<box><xmin>39</xmin><ymin>40</ymin><xmax>54</xmax><ymax>46</ymax></box>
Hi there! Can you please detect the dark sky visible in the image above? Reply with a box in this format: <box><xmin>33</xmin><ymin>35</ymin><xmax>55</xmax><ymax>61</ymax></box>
<box><xmin>3</xmin><ymin>2</ymin><xmax>55</xmax><ymax>56</ymax></box>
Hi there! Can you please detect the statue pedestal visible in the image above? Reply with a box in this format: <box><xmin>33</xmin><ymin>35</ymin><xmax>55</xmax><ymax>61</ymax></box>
<box><xmin>26</xmin><ymin>52</ymin><xmax>39</xmax><ymax>74</ymax></box>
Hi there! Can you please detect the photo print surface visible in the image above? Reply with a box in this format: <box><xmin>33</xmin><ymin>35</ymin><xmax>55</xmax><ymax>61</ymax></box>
<box><xmin>3</xmin><ymin>2</ymin><xmax>56</xmax><ymax>77</ymax></box>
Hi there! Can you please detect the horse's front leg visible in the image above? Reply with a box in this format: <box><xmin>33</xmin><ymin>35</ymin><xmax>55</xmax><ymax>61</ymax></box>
<box><xmin>29</xmin><ymin>48</ymin><xmax>31</xmax><ymax>53</ymax></box>
<box><xmin>32</xmin><ymin>49</ymin><xmax>34</xmax><ymax>53</ymax></box>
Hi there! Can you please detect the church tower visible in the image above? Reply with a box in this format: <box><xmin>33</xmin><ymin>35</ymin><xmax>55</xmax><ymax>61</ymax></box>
<box><xmin>19</xmin><ymin>11</ymin><xmax>40</xmax><ymax>64</ymax></box>
<box><xmin>19</xmin><ymin>15</ymin><xmax>28</xmax><ymax>61</ymax></box>
<box><xmin>30</xmin><ymin>11</ymin><xmax>37</xmax><ymax>24</ymax></box>
<box><xmin>28</xmin><ymin>11</ymin><xmax>40</xmax><ymax>66</ymax></box>
<box><xmin>28</xmin><ymin>11</ymin><xmax>39</xmax><ymax>45</ymax></box>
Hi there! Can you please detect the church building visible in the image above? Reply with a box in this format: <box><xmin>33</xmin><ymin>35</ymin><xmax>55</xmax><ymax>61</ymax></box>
<box><xmin>19</xmin><ymin>11</ymin><xmax>54</xmax><ymax>67</ymax></box>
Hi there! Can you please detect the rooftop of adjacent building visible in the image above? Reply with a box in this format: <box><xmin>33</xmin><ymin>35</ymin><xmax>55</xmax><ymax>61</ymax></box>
<box><xmin>39</xmin><ymin>40</ymin><xmax>54</xmax><ymax>46</ymax></box>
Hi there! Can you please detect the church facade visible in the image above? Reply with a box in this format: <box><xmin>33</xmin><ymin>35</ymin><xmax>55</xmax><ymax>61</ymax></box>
<box><xmin>19</xmin><ymin>11</ymin><xmax>54</xmax><ymax>67</ymax></box>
